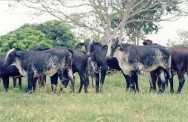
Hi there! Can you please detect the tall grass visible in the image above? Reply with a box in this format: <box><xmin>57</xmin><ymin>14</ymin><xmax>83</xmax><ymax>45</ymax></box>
<box><xmin>0</xmin><ymin>73</ymin><xmax>188</xmax><ymax>122</ymax></box>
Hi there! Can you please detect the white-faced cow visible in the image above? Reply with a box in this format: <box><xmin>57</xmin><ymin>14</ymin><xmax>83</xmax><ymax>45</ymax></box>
<box><xmin>4</xmin><ymin>47</ymin><xmax>75</xmax><ymax>93</ymax></box>
<box><xmin>106</xmin><ymin>39</ymin><xmax>173</xmax><ymax>93</ymax></box>
<box><xmin>77</xmin><ymin>39</ymin><xmax>138</xmax><ymax>93</ymax></box>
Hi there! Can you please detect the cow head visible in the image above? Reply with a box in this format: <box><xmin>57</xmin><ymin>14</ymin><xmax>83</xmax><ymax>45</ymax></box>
<box><xmin>4</xmin><ymin>48</ymin><xmax>21</xmax><ymax>67</ymax></box>
<box><xmin>76</xmin><ymin>39</ymin><xmax>93</xmax><ymax>56</ymax></box>
<box><xmin>143</xmin><ymin>39</ymin><xmax>153</xmax><ymax>45</ymax></box>
<box><xmin>106</xmin><ymin>38</ymin><xmax>119</xmax><ymax>59</ymax></box>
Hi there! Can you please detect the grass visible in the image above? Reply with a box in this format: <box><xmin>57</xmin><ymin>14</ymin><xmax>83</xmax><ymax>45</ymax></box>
<box><xmin>0</xmin><ymin>73</ymin><xmax>188</xmax><ymax>122</ymax></box>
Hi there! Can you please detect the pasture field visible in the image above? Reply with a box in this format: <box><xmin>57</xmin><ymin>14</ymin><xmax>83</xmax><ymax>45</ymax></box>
<box><xmin>0</xmin><ymin>73</ymin><xmax>188</xmax><ymax>122</ymax></box>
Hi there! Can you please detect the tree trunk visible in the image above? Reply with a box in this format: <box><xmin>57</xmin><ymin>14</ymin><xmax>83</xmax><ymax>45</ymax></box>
<box><xmin>135</xmin><ymin>29</ymin><xmax>141</xmax><ymax>45</ymax></box>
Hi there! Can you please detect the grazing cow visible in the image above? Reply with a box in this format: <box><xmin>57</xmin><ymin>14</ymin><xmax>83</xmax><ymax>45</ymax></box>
<box><xmin>0</xmin><ymin>55</ymin><xmax>22</xmax><ymax>91</ymax></box>
<box><xmin>106</xmin><ymin>39</ymin><xmax>173</xmax><ymax>93</ymax></box>
<box><xmin>4</xmin><ymin>47</ymin><xmax>75</xmax><ymax>93</ymax></box>
<box><xmin>142</xmin><ymin>39</ymin><xmax>168</xmax><ymax>92</ymax></box>
<box><xmin>77</xmin><ymin>39</ymin><xmax>138</xmax><ymax>92</ymax></box>
<box><xmin>170</xmin><ymin>46</ymin><xmax>188</xmax><ymax>93</ymax></box>
<box><xmin>62</xmin><ymin>50</ymin><xmax>89</xmax><ymax>93</ymax></box>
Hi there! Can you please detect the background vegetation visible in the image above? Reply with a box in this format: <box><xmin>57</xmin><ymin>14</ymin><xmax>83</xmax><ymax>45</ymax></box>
<box><xmin>0</xmin><ymin>73</ymin><xmax>188</xmax><ymax>122</ymax></box>
<box><xmin>0</xmin><ymin>20</ymin><xmax>78</xmax><ymax>54</ymax></box>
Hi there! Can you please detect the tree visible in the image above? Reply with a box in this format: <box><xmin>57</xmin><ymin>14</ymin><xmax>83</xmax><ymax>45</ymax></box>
<box><xmin>0</xmin><ymin>20</ymin><xmax>78</xmax><ymax>53</ymax></box>
<box><xmin>177</xmin><ymin>29</ymin><xmax>188</xmax><ymax>45</ymax></box>
<box><xmin>32</xmin><ymin>20</ymin><xmax>78</xmax><ymax>49</ymax></box>
<box><xmin>13</xmin><ymin>0</ymin><xmax>185</xmax><ymax>43</ymax></box>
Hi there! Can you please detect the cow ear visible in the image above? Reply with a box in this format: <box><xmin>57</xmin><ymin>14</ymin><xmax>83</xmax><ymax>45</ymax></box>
<box><xmin>76</xmin><ymin>43</ymin><xmax>84</xmax><ymax>48</ymax></box>
<box><xmin>15</xmin><ymin>51</ymin><xmax>23</xmax><ymax>60</ymax></box>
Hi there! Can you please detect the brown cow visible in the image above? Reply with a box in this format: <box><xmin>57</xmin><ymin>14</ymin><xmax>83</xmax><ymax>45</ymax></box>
<box><xmin>170</xmin><ymin>46</ymin><xmax>188</xmax><ymax>93</ymax></box>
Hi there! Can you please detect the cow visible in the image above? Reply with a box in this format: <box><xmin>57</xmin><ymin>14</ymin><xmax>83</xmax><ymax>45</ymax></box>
<box><xmin>4</xmin><ymin>47</ymin><xmax>75</xmax><ymax>93</ymax></box>
<box><xmin>0</xmin><ymin>55</ymin><xmax>22</xmax><ymax>91</ymax></box>
<box><xmin>62</xmin><ymin>50</ymin><xmax>89</xmax><ymax>93</ymax></box>
<box><xmin>106</xmin><ymin>38</ymin><xmax>173</xmax><ymax>93</ymax></box>
<box><xmin>77</xmin><ymin>39</ymin><xmax>138</xmax><ymax>93</ymax></box>
<box><xmin>142</xmin><ymin>39</ymin><xmax>169</xmax><ymax>92</ymax></box>
<box><xmin>34</xmin><ymin>46</ymin><xmax>89</xmax><ymax>93</ymax></box>
<box><xmin>169</xmin><ymin>46</ymin><xmax>188</xmax><ymax>93</ymax></box>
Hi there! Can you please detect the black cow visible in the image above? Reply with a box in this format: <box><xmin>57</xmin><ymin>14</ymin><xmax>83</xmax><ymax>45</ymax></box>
<box><xmin>34</xmin><ymin>46</ymin><xmax>89</xmax><ymax>93</ymax></box>
<box><xmin>106</xmin><ymin>39</ymin><xmax>173</xmax><ymax>93</ymax></box>
<box><xmin>142</xmin><ymin>39</ymin><xmax>168</xmax><ymax>92</ymax></box>
<box><xmin>0</xmin><ymin>55</ymin><xmax>22</xmax><ymax>91</ymax></box>
<box><xmin>170</xmin><ymin>46</ymin><xmax>188</xmax><ymax>93</ymax></box>
<box><xmin>77</xmin><ymin>39</ymin><xmax>138</xmax><ymax>93</ymax></box>
<box><xmin>63</xmin><ymin>50</ymin><xmax>89</xmax><ymax>93</ymax></box>
<box><xmin>4</xmin><ymin>47</ymin><xmax>75</xmax><ymax>93</ymax></box>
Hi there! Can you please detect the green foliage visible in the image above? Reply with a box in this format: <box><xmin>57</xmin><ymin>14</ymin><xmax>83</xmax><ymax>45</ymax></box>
<box><xmin>0</xmin><ymin>20</ymin><xmax>78</xmax><ymax>53</ymax></box>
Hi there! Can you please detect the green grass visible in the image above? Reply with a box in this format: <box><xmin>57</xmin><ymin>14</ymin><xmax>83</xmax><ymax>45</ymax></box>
<box><xmin>0</xmin><ymin>73</ymin><xmax>188</xmax><ymax>122</ymax></box>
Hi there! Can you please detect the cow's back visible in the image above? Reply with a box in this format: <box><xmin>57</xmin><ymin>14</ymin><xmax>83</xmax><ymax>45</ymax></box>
<box><xmin>170</xmin><ymin>46</ymin><xmax>188</xmax><ymax>71</ymax></box>
<box><xmin>72</xmin><ymin>50</ymin><xmax>88</xmax><ymax>73</ymax></box>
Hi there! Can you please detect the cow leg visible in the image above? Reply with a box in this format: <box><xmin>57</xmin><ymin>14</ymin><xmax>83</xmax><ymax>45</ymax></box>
<box><xmin>95</xmin><ymin>73</ymin><xmax>100</xmax><ymax>93</ymax></box>
<box><xmin>129</xmin><ymin>72</ymin><xmax>136</xmax><ymax>93</ymax></box>
<box><xmin>26</xmin><ymin>71</ymin><xmax>34</xmax><ymax>93</ymax></box>
<box><xmin>32</xmin><ymin>77</ymin><xmax>38</xmax><ymax>91</ymax></box>
<box><xmin>13</xmin><ymin>78</ymin><xmax>16</xmax><ymax>88</ymax></box>
<box><xmin>91</xmin><ymin>74</ymin><xmax>96</xmax><ymax>88</ymax></box>
<box><xmin>149</xmin><ymin>71</ymin><xmax>157</xmax><ymax>92</ymax></box>
<box><xmin>157</xmin><ymin>71</ymin><xmax>166</xmax><ymax>93</ymax></box>
<box><xmin>133</xmin><ymin>72</ymin><xmax>139</xmax><ymax>92</ymax></box>
<box><xmin>18</xmin><ymin>77</ymin><xmax>22</xmax><ymax>89</ymax></box>
<box><xmin>67</xmin><ymin>69</ymin><xmax>75</xmax><ymax>93</ymax></box>
<box><xmin>177</xmin><ymin>71</ymin><xmax>185</xmax><ymax>94</ymax></box>
<box><xmin>78</xmin><ymin>71</ymin><xmax>88</xmax><ymax>93</ymax></box>
<box><xmin>77</xmin><ymin>71</ymin><xmax>84</xmax><ymax>93</ymax></box>
<box><xmin>164</xmin><ymin>69</ymin><xmax>174</xmax><ymax>93</ymax></box>
<box><xmin>122</xmin><ymin>73</ymin><xmax>130</xmax><ymax>91</ymax></box>
<box><xmin>50</xmin><ymin>73</ymin><xmax>58</xmax><ymax>92</ymax></box>
<box><xmin>2</xmin><ymin>76</ymin><xmax>9</xmax><ymax>91</ymax></box>
<box><xmin>99</xmin><ymin>66</ymin><xmax>108</xmax><ymax>92</ymax></box>
<box><xmin>165</xmin><ymin>74</ymin><xmax>168</xmax><ymax>87</ymax></box>
<box><xmin>78</xmin><ymin>79</ymin><xmax>84</xmax><ymax>93</ymax></box>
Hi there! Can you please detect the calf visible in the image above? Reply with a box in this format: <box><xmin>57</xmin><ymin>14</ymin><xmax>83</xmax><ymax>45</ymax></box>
<box><xmin>4</xmin><ymin>47</ymin><xmax>75</xmax><ymax>93</ymax></box>
<box><xmin>106</xmin><ymin>39</ymin><xmax>173</xmax><ymax>93</ymax></box>
<box><xmin>77</xmin><ymin>39</ymin><xmax>138</xmax><ymax>92</ymax></box>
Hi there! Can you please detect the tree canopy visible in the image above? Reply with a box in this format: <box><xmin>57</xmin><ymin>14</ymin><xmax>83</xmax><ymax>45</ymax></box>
<box><xmin>0</xmin><ymin>20</ymin><xmax>78</xmax><ymax>53</ymax></box>
<box><xmin>12</xmin><ymin>0</ymin><xmax>186</xmax><ymax>44</ymax></box>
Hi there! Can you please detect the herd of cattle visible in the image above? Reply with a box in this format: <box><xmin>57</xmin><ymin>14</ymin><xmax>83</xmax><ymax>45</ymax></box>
<box><xmin>0</xmin><ymin>39</ymin><xmax>187</xmax><ymax>94</ymax></box>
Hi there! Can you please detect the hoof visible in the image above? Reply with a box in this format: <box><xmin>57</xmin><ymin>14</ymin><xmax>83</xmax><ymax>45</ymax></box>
<box><xmin>170</xmin><ymin>89</ymin><xmax>174</xmax><ymax>94</ymax></box>
<box><xmin>26</xmin><ymin>90</ymin><xmax>33</xmax><ymax>94</ymax></box>
<box><xmin>176</xmin><ymin>91</ymin><xmax>181</xmax><ymax>94</ymax></box>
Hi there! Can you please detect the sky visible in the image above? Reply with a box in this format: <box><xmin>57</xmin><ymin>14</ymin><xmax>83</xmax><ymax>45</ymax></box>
<box><xmin>0</xmin><ymin>1</ymin><xmax>188</xmax><ymax>46</ymax></box>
